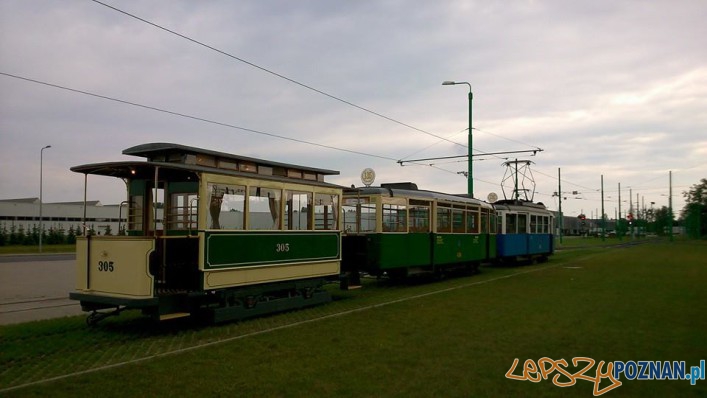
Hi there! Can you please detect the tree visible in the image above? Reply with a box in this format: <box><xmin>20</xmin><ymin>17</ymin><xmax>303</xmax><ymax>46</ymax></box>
<box><xmin>67</xmin><ymin>226</ymin><xmax>77</xmax><ymax>244</ymax></box>
<box><xmin>653</xmin><ymin>206</ymin><xmax>673</xmax><ymax>236</ymax></box>
<box><xmin>0</xmin><ymin>224</ymin><xmax>7</xmax><ymax>246</ymax></box>
<box><xmin>681</xmin><ymin>178</ymin><xmax>707</xmax><ymax>237</ymax></box>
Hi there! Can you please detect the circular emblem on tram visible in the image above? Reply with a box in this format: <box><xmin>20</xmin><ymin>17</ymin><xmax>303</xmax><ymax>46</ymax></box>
<box><xmin>361</xmin><ymin>168</ymin><xmax>376</xmax><ymax>187</ymax></box>
<box><xmin>487</xmin><ymin>192</ymin><xmax>498</xmax><ymax>203</ymax></box>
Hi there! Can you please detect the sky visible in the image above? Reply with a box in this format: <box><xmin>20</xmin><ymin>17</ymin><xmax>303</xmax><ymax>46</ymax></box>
<box><xmin>1</xmin><ymin>0</ymin><xmax>705</xmax><ymax>219</ymax></box>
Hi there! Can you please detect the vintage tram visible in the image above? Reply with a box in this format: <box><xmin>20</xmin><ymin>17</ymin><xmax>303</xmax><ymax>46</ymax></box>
<box><xmin>494</xmin><ymin>199</ymin><xmax>555</xmax><ymax>263</ymax></box>
<box><xmin>69</xmin><ymin>144</ymin><xmax>555</xmax><ymax>324</ymax></box>
<box><xmin>69</xmin><ymin>143</ymin><xmax>342</xmax><ymax>324</ymax></box>
<box><xmin>340</xmin><ymin>183</ymin><xmax>497</xmax><ymax>281</ymax></box>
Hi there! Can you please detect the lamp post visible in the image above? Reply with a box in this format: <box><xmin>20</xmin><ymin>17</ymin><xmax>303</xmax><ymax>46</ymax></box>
<box><xmin>442</xmin><ymin>80</ymin><xmax>473</xmax><ymax>197</ymax></box>
<box><xmin>39</xmin><ymin>145</ymin><xmax>51</xmax><ymax>253</ymax></box>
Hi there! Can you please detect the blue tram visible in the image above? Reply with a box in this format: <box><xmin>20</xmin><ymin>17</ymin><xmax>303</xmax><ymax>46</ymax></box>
<box><xmin>493</xmin><ymin>199</ymin><xmax>555</xmax><ymax>263</ymax></box>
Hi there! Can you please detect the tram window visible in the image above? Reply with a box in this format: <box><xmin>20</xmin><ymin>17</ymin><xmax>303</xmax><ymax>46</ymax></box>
<box><xmin>467</xmin><ymin>208</ymin><xmax>479</xmax><ymax>234</ymax></box>
<box><xmin>436</xmin><ymin>205</ymin><xmax>452</xmax><ymax>233</ymax></box>
<box><xmin>382</xmin><ymin>204</ymin><xmax>407</xmax><ymax>232</ymax></box>
<box><xmin>452</xmin><ymin>209</ymin><xmax>465</xmax><ymax>233</ymax></box>
<box><xmin>285</xmin><ymin>191</ymin><xmax>313</xmax><ymax>230</ymax></box>
<box><xmin>506</xmin><ymin>214</ymin><xmax>517</xmax><ymax>234</ymax></box>
<box><xmin>315</xmin><ymin>193</ymin><xmax>339</xmax><ymax>230</ymax></box>
<box><xmin>408</xmin><ymin>200</ymin><xmax>430</xmax><ymax>233</ymax></box>
<box><xmin>530</xmin><ymin>215</ymin><xmax>538</xmax><ymax>234</ymax></box>
<box><xmin>342</xmin><ymin>197</ymin><xmax>376</xmax><ymax>233</ymax></box>
<box><xmin>518</xmin><ymin>214</ymin><xmax>528</xmax><ymax>234</ymax></box>
<box><xmin>208</xmin><ymin>184</ymin><xmax>245</xmax><ymax>230</ymax></box>
<box><xmin>248</xmin><ymin>187</ymin><xmax>281</xmax><ymax>230</ymax></box>
<box><xmin>481</xmin><ymin>210</ymin><xmax>489</xmax><ymax>234</ymax></box>
<box><xmin>493</xmin><ymin>213</ymin><xmax>500</xmax><ymax>234</ymax></box>
<box><xmin>128</xmin><ymin>195</ymin><xmax>143</xmax><ymax>231</ymax></box>
<box><xmin>168</xmin><ymin>192</ymin><xmax>198</xmax><ymax>230</ymax></box>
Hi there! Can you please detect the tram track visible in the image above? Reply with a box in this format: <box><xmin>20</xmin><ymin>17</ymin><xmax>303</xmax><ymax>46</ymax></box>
<box><xmin>0</xmin><ymin>296</ymin><xmax>80</xmax><ymax>324</ymax></box>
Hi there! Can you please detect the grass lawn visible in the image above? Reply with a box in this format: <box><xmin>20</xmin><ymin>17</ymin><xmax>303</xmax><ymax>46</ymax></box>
<box><xmin>0</xmin><ymin>244</ymin><xmax>75</xmax><ymax>255</ymax></box>
<box><xmin>1</xmin><ymin>240</ymin><xmax>706</xmax><ymax>397</ymax></box>
<box><xmin>554</xmin><ymin>235</ymin><xmax>658</xmax><ymax>249</ymax></box>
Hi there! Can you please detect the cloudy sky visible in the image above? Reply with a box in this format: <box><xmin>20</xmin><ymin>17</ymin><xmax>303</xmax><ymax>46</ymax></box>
<box><xmin>1</xmin><ymin>0</ymin><xmax>705</xmax><ymax>219</ymax></box>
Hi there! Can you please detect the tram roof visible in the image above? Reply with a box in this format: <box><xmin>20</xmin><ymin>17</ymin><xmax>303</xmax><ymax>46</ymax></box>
<box><xmin>71</xmin><ymin>160</ymin><xmax>343</xmax><ymax>189</ymax></box>
<box><xmin>493</xmin><ymin>199</ymin><xmax>549</xmax><ymax>211</ymax></box>
<box><xmin>122</xmin><ymin>143</ymin><xmax>339</xmax><ymax>176</ymax></box>
<box><xmin>344</xmin><ymin>185</ymin><xmax>493</xmax><ymax>208</ymax></box>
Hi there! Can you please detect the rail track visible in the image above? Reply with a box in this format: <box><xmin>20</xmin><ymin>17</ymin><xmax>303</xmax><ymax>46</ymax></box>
<box><xmin>0</xmin><ymin>296</ymin><xmax>81</xmax><ymax>325</ymax></box>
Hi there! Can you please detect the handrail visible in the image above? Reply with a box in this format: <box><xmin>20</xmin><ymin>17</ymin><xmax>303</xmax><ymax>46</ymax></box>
<box><xmin>188</xmin><ymin>196</ymin><xmax>199</xmax><ymax>235</ymax></box>
<box><xmin>118</xmin><ymin>200</ymin><xmax>129</xmax><ymax>235</ymax></box>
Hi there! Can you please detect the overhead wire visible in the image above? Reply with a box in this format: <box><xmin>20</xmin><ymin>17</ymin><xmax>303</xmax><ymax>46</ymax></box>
<box><xmin>473</xmin><ymin>127</ymin><xmax>542</xmax><ymax>151</ymax></box>
<box><xmin>0</xmin><ymin>72</ymin><xmax>398</xmax><ymax>162</ymax></box>
<box><xmin>88</xmin><ymin>0</ymin><xmax>559</xmax><ymax>188</ymax></box>
<box><xmin>89</xmin><ymin>0</ymin><xmax>467</xmax><ymax>151</ymax></box>
<box><xmin>399</xmin><ymin>127</ymin><xmax>468</xmax><ymax>160</ymax></box>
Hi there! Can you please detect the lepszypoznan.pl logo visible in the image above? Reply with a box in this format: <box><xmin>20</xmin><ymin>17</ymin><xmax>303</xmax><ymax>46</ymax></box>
<box><xmin>505</xmin><ymin>357</ymin><xmax>705</xmax><ymax>396</ymax></box>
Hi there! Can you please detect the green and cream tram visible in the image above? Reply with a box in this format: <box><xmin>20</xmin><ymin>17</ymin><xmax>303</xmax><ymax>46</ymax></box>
<box><xmin>340</xmin><ymin>183</ymin><xmax>496</xmax><ymax>282</ymax></box>
<box><xmin>70</xmin><ymin>143</ymin><xmax>342</xmax><ymax>324</ymax></box>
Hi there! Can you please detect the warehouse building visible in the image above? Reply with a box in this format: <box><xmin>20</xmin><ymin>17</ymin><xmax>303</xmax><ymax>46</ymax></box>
<box><xmin>0</xmin><ymin>198</ymin><xmax>127</xmax><ymax>235</ymax></box>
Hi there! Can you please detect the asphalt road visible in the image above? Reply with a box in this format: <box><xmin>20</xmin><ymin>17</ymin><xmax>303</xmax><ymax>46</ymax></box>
<box><xmin>0</xmin><ymin>254</ymin><xmax>83</xmax><ymax>325</ymax></box>
<box><xmin>0</xmin><ymin>253</ymin><xmax>75</xmax><ymax>263</ymax></box>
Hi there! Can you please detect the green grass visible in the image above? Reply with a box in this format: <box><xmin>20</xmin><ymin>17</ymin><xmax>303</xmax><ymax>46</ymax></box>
<box><xmin>0</xmin><ymin>244</ymin><xmax>75</xmax><ymax>255</ymax></box>
<box><xmin>1</xmin><ymin>241</ymin><xmax>706</xmax><ymax>397</ymax></box>
<box><xmin>555</xmin><ymin>235</ymin><xmax>655</xmax><ymax>249</ymax></box>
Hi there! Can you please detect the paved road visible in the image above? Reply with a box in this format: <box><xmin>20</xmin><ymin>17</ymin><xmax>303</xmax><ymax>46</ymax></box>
<box><xmin>0</xmin><ymin>255</ymin><xmax>83</xmax><ymax>325</ymax></box>
<box><xmin>0</xmin><ymin>253</ymin><xmax>75</xmax><ymax>263</ymax></box>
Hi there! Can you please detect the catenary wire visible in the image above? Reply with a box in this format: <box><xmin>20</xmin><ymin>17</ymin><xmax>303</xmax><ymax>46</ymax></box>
<box><xmin>89</xmin><ymin>0</ymin><xmax>467</xmax><ymax>151</ymax></box>
<box><xmin>0</xmin><ymin>72</ymin><xmax>398</xmax><ymax>162</ymax></box>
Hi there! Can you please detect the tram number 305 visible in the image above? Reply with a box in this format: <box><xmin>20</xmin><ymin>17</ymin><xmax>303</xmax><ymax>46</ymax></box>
<box><xmin>276</xmin><ymin>243</ymin><xmax>290</xmax><ymax>253</ymax></box>
<box><xmin>98</xmin><ymin>260</ymin><xmax>115</xmax><ymax>272</ymax></box>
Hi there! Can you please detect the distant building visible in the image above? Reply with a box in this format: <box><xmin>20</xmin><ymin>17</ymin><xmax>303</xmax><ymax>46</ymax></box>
<box><xmin>0</xmin><ymin>198</ymin><xmax>127</xmax><ymax>235</ymax></box>
<box><xmin>550</xmin><ymin>211</ymin><xmax>618</xmax><ymax>236</ymax></box>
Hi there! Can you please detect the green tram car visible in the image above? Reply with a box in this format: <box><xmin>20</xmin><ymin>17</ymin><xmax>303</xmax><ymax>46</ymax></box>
<box><xmin>340</xmin><ymin>183</ymin><xmax>497</xmax><ymax>281</ymax></box>
<box><xmin>69</xmin><ymin>143</ymin><xmax>342</xmax><ymax>324</ymax></box>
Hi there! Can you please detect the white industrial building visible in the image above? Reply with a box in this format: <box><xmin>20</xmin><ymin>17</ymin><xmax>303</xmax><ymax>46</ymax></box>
<box><xmin>0</xmin><ymin>198</ymin><xmax>127</xmax><ymax>235</ymax></box>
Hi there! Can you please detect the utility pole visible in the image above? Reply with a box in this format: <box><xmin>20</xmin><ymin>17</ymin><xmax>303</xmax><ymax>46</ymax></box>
<box><xmin>636</xmin><ymin>192</ymin><xmax>641</xmax><ymax>236</ymax></box>
<box><xmin>441</xmin><ymin>81</ymin><xmax>473</xmax><ymax>197</ymax></box>
<box><xmin>39</xmin><ymin>145</ymin><xmax>51</xmax><ymax>253</ymax></box>
<box><xmin>601</xmin><ymin>175</ymin><xmax>605</xmax><ymax>242</ymax></box>
<box><xmin>558</xmin><ymin>168</ymin><xmax>563</xmax><ymax>244</ymax></box>
<box><xmin>669</xmin><ymin>170</ymin><xmax>673</xmax><ymax>242</ymax></box>
<box><xmin>628</xmin><ymin>188</ymin><xmax>636</xmax><ymax>239</ymax></box>
<box><xmin>618</xmin><ymin>182</ymin><xmax>622</xmax><ymax>241</ymax></box>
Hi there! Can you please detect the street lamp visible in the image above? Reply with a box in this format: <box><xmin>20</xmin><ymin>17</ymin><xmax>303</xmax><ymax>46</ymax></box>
<box><xmin>442</xmin><ymin>80</ymin><xmax>473</xmax><ymax>197</ymax></box>
<box><xmin>39</xmin><ymin>145</ymin><xmax>51</xmax><ymax>253</ymax></box>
